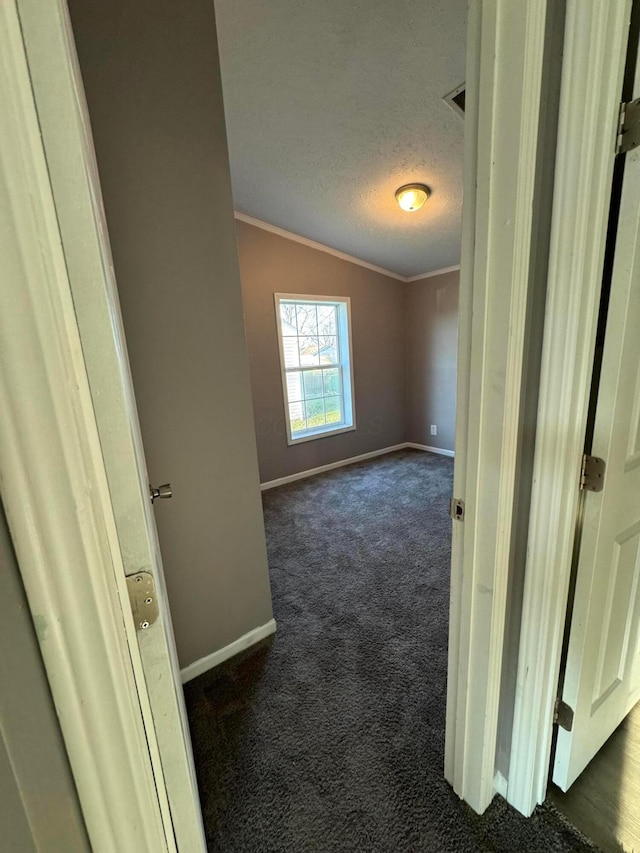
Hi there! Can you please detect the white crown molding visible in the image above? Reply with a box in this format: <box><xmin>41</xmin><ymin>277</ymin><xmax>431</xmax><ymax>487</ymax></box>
<box><xmin>234</xmin><ymin>211</ymin><xmax>405</xmax><ymax>279</ymax></box>
<box><xmin>405</xmin><ymin>264</ymin><xmax>461</xmax><ymax>282</ymax></box>
<box><xmin>233</xmin><ymin>211</ymin><xmax>460</xmax><ymax>283</ymax></box>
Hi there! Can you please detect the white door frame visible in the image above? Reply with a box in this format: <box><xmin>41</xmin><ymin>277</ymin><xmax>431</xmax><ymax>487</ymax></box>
<box><xmin>507</xmin><ymin>0</ymin><xmax>632</xmax><ymax>817</ymax></box>
<box><xmin>15</xmin><ymin>0</ymin><xmax>206</xmax><ymax>848</ymax></box>
<box><xmin>0</xmin><ymin>0</ymin><xmax>180</xmax><ymax>848</ymax></box>
<box><xmin>445</xmin><ymin>0</ymin><xmax>557</xmax><ymax>815</ymax></box>
<box><xmin>1</xmin><ymin>0</ymin><xmax>592</xmax><ymax>838</ymax></box>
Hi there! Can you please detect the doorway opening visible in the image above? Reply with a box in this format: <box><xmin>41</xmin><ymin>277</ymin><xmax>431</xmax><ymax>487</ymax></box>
<box><xmin>181</xmin><ymin>2</ymin><xmax>463</xmax><ymax>845</ymax></box>
<box><xmin>9</xmin><ymin>0</ymin><xmax>629</xmax><ymax>848</ymax></box>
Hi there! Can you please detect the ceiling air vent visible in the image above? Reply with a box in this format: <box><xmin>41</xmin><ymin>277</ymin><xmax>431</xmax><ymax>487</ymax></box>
<box><xmin>444</xmin><ymin>83</ymin><xmax>465</xmax><ymax>119</ymax></box>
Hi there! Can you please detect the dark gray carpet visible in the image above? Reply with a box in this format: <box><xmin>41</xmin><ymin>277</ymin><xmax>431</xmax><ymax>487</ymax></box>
<box><xmin>185</xmin><ymin>449</ymin><xmax>598</xmax><ymax>852</ymax></box>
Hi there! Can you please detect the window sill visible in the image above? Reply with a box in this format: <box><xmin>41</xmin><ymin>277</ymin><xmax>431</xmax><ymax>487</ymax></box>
<box><xmin>286</xmin><ymin>423</ymin><xmax>356</xmax><ymax>446</ymax></box>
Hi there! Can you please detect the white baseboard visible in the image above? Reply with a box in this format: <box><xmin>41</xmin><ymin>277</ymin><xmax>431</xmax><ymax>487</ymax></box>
<box><xmin>260</xmin><ymin>443</ymin><xmax>408</xmax><ymax>491</ymax></box>
<box><xmin>405</xmin><ymin>442</ymin><xmax>455</xmax><ymax>458</ymax></box>
<box><xmin>260</xmin><ymin>442</ymin><xmax>455</xmax><ymax>490</ymax></box>
<box><xmin>180</xmin><ymin>618</ymin><xmax>277</xmax><ymax>683</ymax></box>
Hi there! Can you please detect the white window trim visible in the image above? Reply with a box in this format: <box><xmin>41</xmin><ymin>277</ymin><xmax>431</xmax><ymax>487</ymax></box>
<box><xmin>274</xmin><ymin>293</ymin><xmax>356</xmax><ymax>445</ymax></box>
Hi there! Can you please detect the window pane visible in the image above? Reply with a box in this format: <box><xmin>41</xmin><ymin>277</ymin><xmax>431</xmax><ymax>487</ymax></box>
<box><xmin>279</xmin><ymin>303</ymin><xmax>298</xmax><ymax>334</ymax></box>
<box><xmin>286</xmin><ymin>371</ymin><xmax>303</xmax><ymax>403</ymax></box>
<box><xmin>299</xmin><ymin>336</ymin><xmax>320</xmax><ymax>366</ymax></box>
<box><xmin>324</xmin><ymin>395</ymin><xmax>342</xmax><ymax>425</ymax></box>
<box><xmin>318</xmin><ymin>304</ymin><xmax>337</xmax><ymax>336</ymax></box>
<box><xmin>296</xmin><ymin>304</ymin><xmax>317</xmax><ymax>336</ymax></box>
<box><xmin>282</xmin><ymin>336</ymin><xmax>300</xmax><ymax>368</ymax></box>
<box><xmin>289</xmin><ymin>401</ymin><xmax>305</xmax><ymax>433</ymax></box>
<box><xmin>278</xmin><ymin>296</ymin><xmax>352</xmax><ymax>441</ymax></box>
<box><xmin>305</xmin><ymin>398</ymin><xmax>325</xmax><ymax>428</ymax></box>
<box><xmin>302</xmin><ymin>370</ymin><xmax>323</xmax><ymax>400</ymax></box>
<box><xmin>318</xmin><ymin>335</ymin><xmax>338</xmax><ymax>364</ymax></box>
<box><xmin>323</xmin><ymin>368</ymin><xmax>340</xmax><ymax>396</ymax></box>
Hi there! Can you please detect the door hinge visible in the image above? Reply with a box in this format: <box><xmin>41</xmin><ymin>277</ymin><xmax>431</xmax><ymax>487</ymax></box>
<box><xmin>449</xmin><ymin>497</ymin><xmax>465</xmax><ymax>521</ymax></box>
<box><xmin>580</xmin><ymin>454</ymin><xmax>606</xmax><ymax>492</ymax></box>
<box><xmin>126</xmin><ymin>571</ymin><xmax>159</xmax><ymax>631</ymax></box>
<box><xmin>616</xmin><ymin>98</ymin><xmax>640</xmax><ymax>154</ymax></box>
<box><xmin>554</xmin><ymin>698</ymin><xmax>574</xmax><ymax>732</ymax></box>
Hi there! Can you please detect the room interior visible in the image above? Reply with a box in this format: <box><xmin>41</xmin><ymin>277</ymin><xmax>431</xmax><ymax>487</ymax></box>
<box><xmin>56</xmin><ymin>0</ymin><xmax>634</xmax><ymax>849</ymax></box>
<box><xmin>237</xmin><ymin>217</ymin><xmax>459</xmax><ymax>486</ymax></box>
<box><xmin>172</xmin><ymin>7</ymin><xmax>470</xmax><ymax>841</ymax></box>
<box><xmin>216</xmin><ymin>0</ymin><xmax>464</xmax><ymax>487</ymax></box>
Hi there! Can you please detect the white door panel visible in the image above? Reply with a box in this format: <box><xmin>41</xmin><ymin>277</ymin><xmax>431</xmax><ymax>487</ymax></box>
<box><xmin>16</xmin><ymin>0</ymin><xmax>207</xmax><ymax>848</ymax></box>
<box><xmin>553</xmin><ymin>56</ymin><xmax>640</xmax><ymax>790</ymax></box>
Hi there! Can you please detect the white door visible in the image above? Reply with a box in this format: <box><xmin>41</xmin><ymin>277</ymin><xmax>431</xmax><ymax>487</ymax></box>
<box><xmin>553</xmin><ymin>58</ymin><xmax>640</xmax><ymax>791</ymax></box>
<box><xmin>12</xmin><ymin>1</ymin><xmax>207</xmax><ymax>849</ymax></box>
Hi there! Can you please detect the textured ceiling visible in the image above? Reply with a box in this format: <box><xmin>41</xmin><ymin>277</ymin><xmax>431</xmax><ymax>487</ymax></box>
<box><xmin>214</xmin><ymin>0</ymin><xmax>467</xmax><ymax>278</ymax></box>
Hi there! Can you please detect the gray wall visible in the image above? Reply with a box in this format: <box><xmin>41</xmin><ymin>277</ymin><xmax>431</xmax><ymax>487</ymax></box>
<box><xmin>237</xmin><ymin>221</ymin><xmax>407</xmax><ymax>483</ymax></box>
<box><xmin>0</xmin><ymin>505</ymin><xmax>89</xmax><ymax>852</ymax></box>
<box><xmin>237</xmin><ymin>221</ymin><xmax>459</xmax><ymax>481</ymax></box>
<box><xmin>68</xmin><ymin>0</ymin><xmax>273</xmax><ymax>668</ymax></box>
<box><xmin>406</xmin><ymin>271</ymin><xmax>459</xmax><ymax>452</ymax></box>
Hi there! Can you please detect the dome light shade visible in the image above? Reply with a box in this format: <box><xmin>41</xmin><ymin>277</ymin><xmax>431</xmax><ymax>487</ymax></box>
<box><xmin>395</xmin><ymin>183</ymin><xmax>430</xmax><ymax>212</ymax></box>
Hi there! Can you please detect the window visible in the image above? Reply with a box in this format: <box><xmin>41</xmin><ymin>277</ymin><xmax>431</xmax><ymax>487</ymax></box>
<box><xmin>275</xmin><ymin>294</ymin><xmax>355</xmax><ymax>444</ymax></box>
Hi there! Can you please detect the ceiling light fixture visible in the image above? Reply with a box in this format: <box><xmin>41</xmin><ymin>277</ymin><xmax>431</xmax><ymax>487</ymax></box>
<box><xmin>395</xmin><ymin>183</ymin><xmax>430</xmax><ymax>212</ymax></box>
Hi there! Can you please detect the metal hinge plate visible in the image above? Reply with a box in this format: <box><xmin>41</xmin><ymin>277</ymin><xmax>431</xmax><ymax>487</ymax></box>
<box><xmin>616</xmin><ymin>98</ymin><xmax>640</xmax><ymax>154</ymax></box>
<box><xmin>126</xmin><ymin>571</ymin><xmax>159</xmax><ymax>631</ymax></box>
<box><xmin>450</xmin><ymin>497</ymin><xmax>465</xmax><ymax>521</ymax></box>
<box><xmin>580</xmin><ymin>454</ymin><xmax>606</xmax><ymax>492</ymax></box>
<box><xmin>554</xmin><ymin>698</ymin><xmax>575</xmax><ymax>732</ymax></box>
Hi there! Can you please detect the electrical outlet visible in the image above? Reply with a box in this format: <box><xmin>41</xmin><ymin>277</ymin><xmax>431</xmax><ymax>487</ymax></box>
<box><xmin>430</xmin><ymin>424</ymin><xmax>437</xmax><ymax>436</ymax></box>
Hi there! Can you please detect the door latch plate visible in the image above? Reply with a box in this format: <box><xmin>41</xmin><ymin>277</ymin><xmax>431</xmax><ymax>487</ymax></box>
<box><xmin>450</xmin><ymin>498</ymin><xmax>465</xmax><ymax>521</ymax></box>
<box><xmin>126</xmin><ymin>571</ymin><xmax>159</xmax><ymax>631</ymax></box>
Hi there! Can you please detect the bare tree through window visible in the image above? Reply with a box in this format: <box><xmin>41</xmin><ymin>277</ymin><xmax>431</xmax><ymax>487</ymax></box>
<box><xmin>276</xmin><ymin>296</ymin><xmax>354</xmax><ymax>441</ymax></box>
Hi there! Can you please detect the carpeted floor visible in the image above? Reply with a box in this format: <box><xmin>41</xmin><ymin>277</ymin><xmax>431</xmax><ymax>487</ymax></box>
<box><xmin>185</xmin><ymin>449</ymin><xmax>599</xmax><ymax>852</ymax></box>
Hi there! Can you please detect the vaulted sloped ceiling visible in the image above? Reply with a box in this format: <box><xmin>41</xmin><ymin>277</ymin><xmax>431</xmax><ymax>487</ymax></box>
<box><xmin>214</xmin><ymin>0</ymin><xmax>467</xmax><ymax>278</ymax></box>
